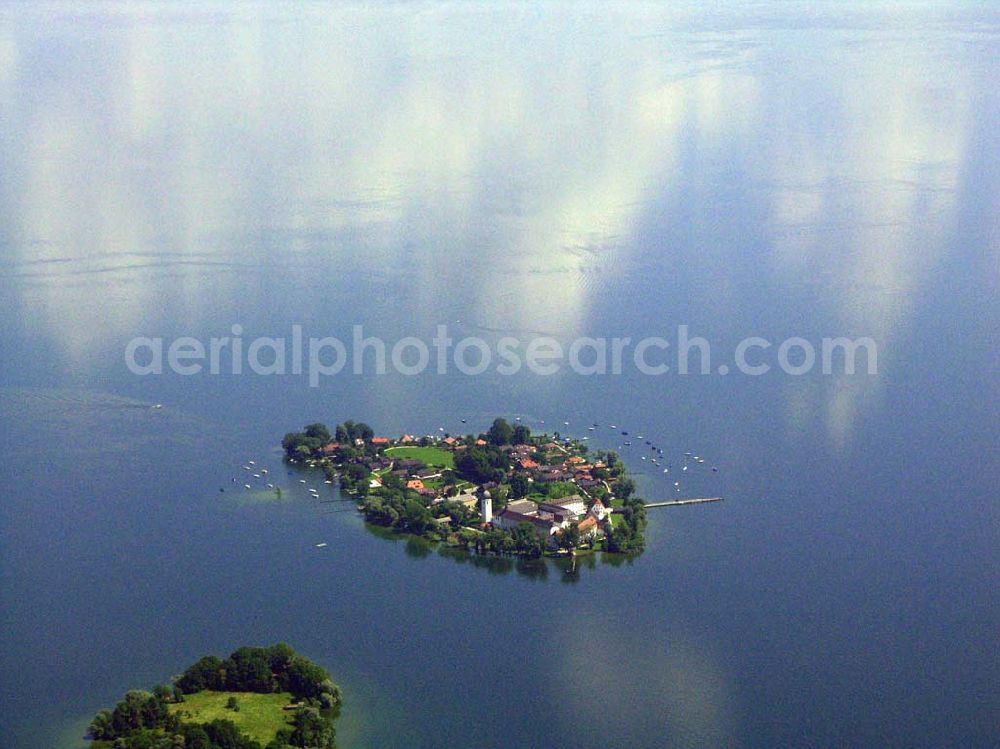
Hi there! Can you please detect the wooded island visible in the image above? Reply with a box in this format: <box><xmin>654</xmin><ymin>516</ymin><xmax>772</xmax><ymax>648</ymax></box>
<box><xmin>88</xmin><ymin>644</ymin><xmax>340</xmax><ymax>749</ymax></box>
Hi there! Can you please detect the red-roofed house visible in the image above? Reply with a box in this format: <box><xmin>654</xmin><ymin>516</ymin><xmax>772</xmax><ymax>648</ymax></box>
<box><xmin>519</xmin><ymin>458</ymin><xmax>540</xmax><ymax>470</ymax></box>
<box><xmin>321</xmin><ymin>443</ymin><xmax>340</xmax><ymax>455</ymax></box>
<box><xmin>371</xmin><ymin>437</ymin><xmax>390</xmax><ymax>445</ymax></box>
<box><xmin>406</xmin><ymin>479</ymin><xmax>425</xmax><ymax>491</ymax></box>
<box><xmin>443</xmin><ymin>436</ymin><xmax>457</xmax><ymax>446</ymax></box>
<box><xmin>576</xmin><ymin>514</ymin><xmax>603</xmax><ymax>540</ymax></box>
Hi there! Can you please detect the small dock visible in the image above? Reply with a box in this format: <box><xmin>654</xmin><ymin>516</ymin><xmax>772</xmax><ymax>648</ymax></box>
<box><xmin>642</xmin><ymin>497</ymin><xmax>723</xmax><ymax>509</ymax></box>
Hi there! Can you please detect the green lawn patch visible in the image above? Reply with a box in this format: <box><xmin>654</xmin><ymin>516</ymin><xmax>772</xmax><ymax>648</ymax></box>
<box><xmin>384</xmin><ymin>445</ymin><xmax>455</xmax><ymax>468</ymax></box>
<box><xmin>169</xmin><ymin>691</ymin><xmax>296</xmax><ymax>744</ymax></box>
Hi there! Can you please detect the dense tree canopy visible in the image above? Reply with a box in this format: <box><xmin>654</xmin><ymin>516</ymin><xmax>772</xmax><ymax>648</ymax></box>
<box><xmin>454</xmin><ymin>446</ymin><xmax>506</xmax><ymax>484</ymax></box>
<box><xmin>486</xmin><ymin>418</ymin><xmax>514</xmax><ymax>446</ymax></box>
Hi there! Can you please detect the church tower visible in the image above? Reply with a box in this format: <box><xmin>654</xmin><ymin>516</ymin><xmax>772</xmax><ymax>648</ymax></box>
<box><xmin>479</xmin><ymin>488</ymin><xmax>493</xmax><ymax>524</ymax></box>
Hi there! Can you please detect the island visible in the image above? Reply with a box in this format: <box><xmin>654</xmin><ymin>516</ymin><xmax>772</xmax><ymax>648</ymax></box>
<box><xmin>281</xmin><ymin>417</ymin><xmax>648</xmax><ymax>556</ymax></box>
<box><xmin>87</xmin><ymin>644</ymin><xmax>340</xmax><ymax>749</ymax></box>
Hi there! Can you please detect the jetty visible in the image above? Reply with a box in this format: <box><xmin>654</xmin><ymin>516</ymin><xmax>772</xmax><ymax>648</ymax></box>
<box><xmin>640</xmin><ymin>497</ymin><xmax>723</xmax><ymax>509</ymax></box>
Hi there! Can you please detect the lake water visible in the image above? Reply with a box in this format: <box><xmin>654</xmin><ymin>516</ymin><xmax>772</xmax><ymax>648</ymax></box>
<box><xmin>1</xmin><ymin>3</ymin><xmax>998</xmax><ymax>747</ymax></box>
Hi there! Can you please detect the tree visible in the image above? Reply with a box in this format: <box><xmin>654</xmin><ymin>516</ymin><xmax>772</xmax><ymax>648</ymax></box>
<box><xmin>512</xmin><ymin>424</ymin><xmax>531</xmax><ymax>445</ymax></box>
<box><xmin>487</xmin><ymin>418</ymin><xmax>514</xmax><ymax>446</ymax></box>
<box><xmin>558</xmin><ymin>522</ymin><xmax>581</xmax><ymax>551</ymax></box>
<box><xmin>223</xmin><ymin>647</ymin><xmax>273</xmax><ymax>692</ymax></box>
<box><xmin>110</xmin><ymin>690</ymin><xmax>162</xmax><ymax>736</ymax></box>
<box><xmin>284</xmin><ymin>655</ymin><xmax>332</xmax><ymax>700</ymax></box>
<box><xmin>88</xmin><ymin>709</ymin><xmax>114</xmax><ymax>740</ymax></box>
<box><xmin>509</xmin><ymin>474</ymin><xmax>530</xmax><ymax>499</ymax></box>
<box><xmin>203</xmin><ymin>718</ymin><xmax>257</xmax><ymax>749</ymax></box>
<box><xmin>455</xmin><ymin>447</ymin><xmax>505</xmax><ymax>484</ymax></box>
<box><xmin>226</xmin><ymin>695</ymin><xmax>239</xmax><ymax>711</ymax></box>
<box><xmin>289</xmin><ymin>707</ymin><xmax>336</xmax><ymax>748</ymax></box>
<box><xmin>612</xmin><ymin>477</ymin><xmax>635</xmax><ymax>500</ymax></box>
<box><xmin>178</xmin><ymin>724</ymin><xmax>213</xmax><ymax>749</ymax></box>
<box><xmin>303</xmin><ymin>423</ymin><xmax>331</xmax><ymax>443</ymax></box>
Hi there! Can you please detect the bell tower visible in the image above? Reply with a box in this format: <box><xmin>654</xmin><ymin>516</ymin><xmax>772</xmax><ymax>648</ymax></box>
<box><xmin>478</xmin><ymin>488</ymin><xmax>493</xmax><ymax>524</ymax></box>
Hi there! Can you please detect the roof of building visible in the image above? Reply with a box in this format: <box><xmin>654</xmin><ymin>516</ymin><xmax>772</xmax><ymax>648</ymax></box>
<box><xmin>453</xmin><ymin>492</ymin><xmax>479</xmax><ymax>507</ymax></box>
<box><xmin>541</xmin><ymin>495</ymin><xmax>585</xmax><ymax>508</ymax></box>
<box><xmin>499</xmin><ymin>509</ymin><xmax>554</xmax><ymax>530</ymax></box>
<box><xmin>506</xmin><ymin>499</ymin><xmax>538</xmax><ymax>515</ymax></box>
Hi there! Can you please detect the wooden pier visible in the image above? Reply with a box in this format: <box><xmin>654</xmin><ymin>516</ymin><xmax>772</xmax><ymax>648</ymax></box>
<box><xmin>641</xmin><ymin>497</ymin><xmax>724</xmax><ymax>509</ymax></box>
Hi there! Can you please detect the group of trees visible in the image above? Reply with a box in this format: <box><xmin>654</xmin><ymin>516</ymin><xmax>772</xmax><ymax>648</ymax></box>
<box><xmin>332</xmin><ymin>420</ymin><xmax>373</xmax><ymax>444</ymax></box>
<box><xmin>176</xmin><ymin>645</ymin><xmax>338</xmax><ymax>705</ymax></box>
<box><xmin>282</xmin><ymin>420</ymin><xmax>375</xmax><ymax>460</ymax></box>
<box><xmin>88</xmin><ymin>693</ymin><xmax>261</xmax><ymax>749</ymax></box>
<box><xmin>281</xmin><ymin>423</ymin><xmax>333</xmax><ymax>460</ymax></box>
<box><xmin>605</xmin><ymin>494</ymin><xmax>647</xmax><ymax>553</ymax></box>
<box><xmin>485</xmin><ymin>418</ymin><xmax>531</xmax><ymax>446</ymax></box>
<box><xmin>90</xmin><ymin>645</ymin><xmax>340</xmax><ymax>749</ymax></box>
<box><xmin>360</xmin><ymin>485</ymin><xmax>476</xmax><ymax>539</ymax></box>
<box><xmin>454</xmin><ymin>445</ymin><xmax>507</xmax><ymax>485</ymax></box>
<box><xmin>472</xmin><ymin>522</ymin><xmax>545</xmax><ymax>558</ymax></box>
<box><xmin>336</xmin><ymin>462</ymin><xmax>371</xmax><ymax>496</ymax></box>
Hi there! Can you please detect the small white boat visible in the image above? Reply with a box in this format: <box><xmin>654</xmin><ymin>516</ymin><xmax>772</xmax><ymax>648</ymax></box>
<box><xmin>253</xmin><ymin>474</ymin><xmax>260</xmax><ymax>478</ymax></box>
<box><xmin>325</xmin><ymin>480</ymin><xmax>333</xmax><ymax>484</ymax></box>
<box><xmin>248</xmin><ymin>460</ymin><xmax>255</xmax><ymax>465</ymax></box>
<box><xmin>244</xmin><ymin>484</ymin><xmax>251</xmax><ymax>490</ymax></box>
<box><xmin>299</xmin><ymin>479</ymin><xmax>306</xmax><ymax>483</ymax></box>
<box><xmin>261</xmin><ymin>469</ymin><xmax>268</xmax><ymax>475</ymax></box>
<box><xmin>267</xmin><ymin>483</ymin><xmax>274</xmax><ymax>488</ymax></box>
<box><xmin>315</xmin><ymin>542</ymin><xmax>328</xmax><ymax>548</ymax></box>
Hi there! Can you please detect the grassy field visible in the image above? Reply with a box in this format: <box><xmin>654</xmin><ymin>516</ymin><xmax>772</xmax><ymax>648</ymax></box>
<box><xmin>384</xmin><ymin>445</ymin><xmax>454</xmax><ymax>468</ymax></box>
<box><xmin>168</xmin><ymin>691</ymin><xmax>296</xmax><ymax>743</ymax></box>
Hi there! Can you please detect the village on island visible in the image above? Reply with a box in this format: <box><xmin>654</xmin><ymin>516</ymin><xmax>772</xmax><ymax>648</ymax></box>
<box><xmin>278</xmin><ymin>418</ymin><xmax>652</xmax><ymax>556</ymax></box>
